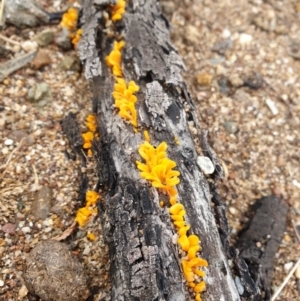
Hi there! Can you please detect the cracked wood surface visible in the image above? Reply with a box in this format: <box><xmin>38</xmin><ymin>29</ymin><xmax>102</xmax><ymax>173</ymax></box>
<box><xmin>78</xmin><ymin>0</ymin><xmax>240</xmax><ymax>300</ymax></box>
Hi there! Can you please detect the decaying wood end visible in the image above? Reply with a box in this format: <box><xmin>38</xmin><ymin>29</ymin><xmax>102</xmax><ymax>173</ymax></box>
<box><xmin>78</xmin><ymin>0</ymin><xmax>241</xmax><ymax>300</ymax></box>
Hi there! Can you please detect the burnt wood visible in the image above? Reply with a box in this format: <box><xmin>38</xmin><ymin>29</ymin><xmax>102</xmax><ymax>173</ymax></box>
<box><xmin>76</xmin><ymin>0</ymin><xmax>241</xmax><ymax>300</ymax></box>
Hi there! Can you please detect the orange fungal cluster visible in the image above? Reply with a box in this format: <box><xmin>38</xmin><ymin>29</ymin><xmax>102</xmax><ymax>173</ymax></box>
<box><xmin>82</xmin><ymin>114</ymin><xmax>97</xmax><ymax>156</ymax></box>
<box><xmin>136</xmin><ymin>132</ymin><xmax>207</xmax><ymax>301</ymax></box>
<box><xmin>75</xmin><ymin>190</ymin><xmax>99</xmax><ymax>227</ymax></box>
<box><xmin>60</xmin><ymin>7</ymin><xmax>82</xmax><ymax>47</ymax></box>
<box><xmin>105</xmin><ymin>3</ymin><xmax>140</xmax><ymax>129</ymax></box>
<box><xmin>110</xmin><ymin>0</ymin><xmax>126</xmax><ymax>21</ymax></box>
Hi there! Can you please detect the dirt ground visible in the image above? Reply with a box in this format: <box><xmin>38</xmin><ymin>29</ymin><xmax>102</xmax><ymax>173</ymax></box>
<box><xmin>0</xmin><ymin>0</ymin><xmax>300</xmax><ymax>300</ymax></box>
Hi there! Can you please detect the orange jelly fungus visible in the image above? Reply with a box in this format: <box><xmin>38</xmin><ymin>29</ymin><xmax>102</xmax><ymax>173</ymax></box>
<box><xmin>113</xmin><ymin>78</ymin><xmax>139</xmax><ymax>127</ymax></box>
<box><xmin>75</xmin><ymin>191</ymin><xmax>100</xmax><ymax>227</ymax></box>
<box><xmin>106</xmin><ymin>39</ymin><xmax>140</xmax><ymax>128</ymax></box>
<box><xmin>82</xmin><ymin>114</ymin><xmax>97</xmax><ymax>155</ymax></box>
<box><xmin>87</xmin><ymin>232</ymin><xmax>96</xmax><ymax>241</ymax></box>
<box><xmin>60</xmin><ymin>7</ymin><xmax>78</xmax><ymax>32</ymax></box>
<box><xmin>111</xmin><ymin>0</ymin><xmax>126</xmax><ymax>21</ymax></box>
<box><xmin>105</xmin><ymin>41</ymin><xmax>125</xmax><ymax>77</ymax></box>
<box><xmin>136</xmin><ymin>135</ymin><xmax>207</xmax><ymax>300</ymax></box>
<box><xmin>72</xmin><ymin>28</ymin><xmax>82</xmax><ymax>47</ymax></box>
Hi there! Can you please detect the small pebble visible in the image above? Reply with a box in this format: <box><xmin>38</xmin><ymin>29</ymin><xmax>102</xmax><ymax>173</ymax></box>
<box><xmin>197</xmin><ymin>156</ymin><xmax>215</xmax><ymax>174</ymax></box>
<box><xmin>2</xmin><ymin>223</ymin><xmax>15</xmax><ymax>235</ymax></box>
<box><xmin>18</xmin><ymin>284</ymin><xmax>28</xmax><ymax>298</ymax></box>
<box><xmin>22</xmin><ymin>227</ymin><xmax>31</xmax><ymax>234</ymax></box>
<box><xmin>229</xmin><ymin>207</ymin><xmax>237</xmax><ymax>215</ymax></box>
<box><xmin>196</xmin><ymin>73</ymin><xmax>213</xmax><ymax>86</ymax></box>
<box><xmin>223</xmin><ymin>121</ymin><xmax>239</xmax><ymax>134</ymax></box>
<box><xmin>21</xmin><ymin>41</ymin><xmax>38</xmax><ymax>52</ymax></box>
<box><xmin>0</xmin><ymin>280</ymin><xmax>4</xmax><ymax>287</ymax></box>
<box><xmin>284</xmin><ymin>262</ymin><xmax>293</xmax><ymax>272</ymax></box>
<box><xmin>34</xmin><ymin>30</ymin><xmax>54</xmax><ymax>47</ymax></box>
<box><xmin>4</xmin><ymin>139</ymin><xmax>14</xmax><ymax>146</ymax></box>
<box><xmin>239</xmin><ymin>33</ymin><xmax>253</xmax><ymax>45</ymax></box>
<box><xmin>265</xmin><ymin>98</ymin><xmax>279</xmax><ymax>115</ymax></box>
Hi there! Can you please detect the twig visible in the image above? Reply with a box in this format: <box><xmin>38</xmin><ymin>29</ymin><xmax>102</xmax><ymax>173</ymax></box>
<box><xmin>271</xmin><ymin>259</ymin><xmax>300</xmax><ymax>301</ymax></box>
<box><xmin>0</xmin><ymin>33</ymin><xmax>21</xmax><ymax>46</ymax></box>
<box><xmin>0</xmin><ymin>0</ymin><xmax>5</xmax><ymax>26</ymax></box>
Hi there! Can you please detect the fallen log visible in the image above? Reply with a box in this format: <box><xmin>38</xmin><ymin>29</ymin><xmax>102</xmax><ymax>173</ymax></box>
<box><xmin>76</xmin><ymin>0</ymin><xmax>241</xmax><ymax>300</ymax></box>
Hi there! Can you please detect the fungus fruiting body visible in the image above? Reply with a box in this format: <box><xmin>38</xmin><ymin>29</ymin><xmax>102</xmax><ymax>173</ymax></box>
<box><xmin>60</xmin><ymin>8</ymin><xmax>82</xmax><ymax>47</ymax></box>
<box><xmin>75</xmin><ymin>191</ymin><xmax>100</xmax><ymax>227</ymax></box>
<box><xmin>111</xmin><ymin>0</ymin><xmax>126</xmax><ymax>21</ymax></box>
<box><xmin>60</xmin><ymin>7</ymin><xmax>78</xmax><ymax>32</ymax></box>
<box><xmin>82</xmin><ymin>114</ymin><xmax>97</xmax><ymax>156</ymax></box>
<box><xmin>136</xmin><ymin>136</ymin><xmax>207</xmax><ymax>300</ymax></box>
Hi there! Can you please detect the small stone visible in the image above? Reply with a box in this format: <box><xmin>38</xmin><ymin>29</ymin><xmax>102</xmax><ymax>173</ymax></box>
<box><xmin>22</xmin><ymin>226</ymin><xmax>31</xmax><ymax>234</ymax></box>
<box><xmin>18</xmin><ymin>284</ymin><xmax>28</xmax><ymax>298</ymax></box>
<box><xmin>23</xmin><ymin>241</ymin><xmax>90</xmax><ymax>301</ymax></box>
<box><xmin>239</xmin><ymin>33</ymin><xmax>253</xmax><ymax>46</ymax></box>
<box><xmin>197</xmin><ymin>156</ymin><xmax>215</xmax><ymax>174</ymax></box>
<box><xmin>24</xmin><ymin>134</ymin><xmax>35</xmax><ymax>146</ymax></box>
<box><xmin>295</xmin><ymin>265</ymin><xmax>300</xmax><ymax>279</ymax></box>
<box><xmin>265</xmin><ymin>98</ymin><xmax>279</xmax><ymax>115</ymax></box>
<box><xmin>59</xmin><ymin>55</ymin><xmax>81</xmax><ymax>72</ymax></box>
<box><xmin>2</xmin><ymin>147</ymin><xmax>9</xmax><ymax>155</ymax></box>
<box><xmin>34</xmin><ymin>30</ymin><xmax>54</xmax><ymax>47</ymax></box>
<box><xmin>21</xmin><ymin>40</ymin><xmax>38</xmax><ymax>52</ymax></box>
<box><xmin>229</xmin><ymin>74</ymin><xmax>243</xmax><ymax>87</ymax></box>
<box><xmin>2</xmin><ymin>223</ymin><xmax>15</xmax><ymax>234</ymax></box>
<box><xmin>196</xmin><ymin>73</ymin><xmax>213</xmax><ymax>86</ymax></box>
<box><xmin>4</xmin><ymin>138</ymin><xmax>14</xmax><ymax>146</ymax></box>
<box><xmin>31</xmin><ymin>186</ymin><xmax>53</xmax><ymax>220</ymax></box>
<box><xmin>284</xmin><ymin>262</ymin><xmax>293</xmax><ymax>272</ymax></box>
<box><xmin>31</xmin><ymin>50</ymin><xmax>51</xmax><ymax>70</ymax></box>
<box><xmin>185</xmin><ymin>25</ymin><xmax>201</xmax><ymax>44</ymax></box>
<box><xmin>0</xmin><ymin>280</ymin><xmax>4</xmax><ymax>287</ymax></box>
<box><xmin>223</xmin><ymin>121</ymin><xmax>239</xmax><ymax>134</ymax></box>
<box><xmin>229</xmin><ymin>207</ymin><xmax>237</xmax><ymax>215</ymax></box>
<box><xmin>56</xmin><ymin>28</ymin><xmax>72</xmax><ymax>50</ymax></box>
<box><xmin>28</xmin><ymin>83</ymin><xmax>52</xmax><ymax>106</ymax></box>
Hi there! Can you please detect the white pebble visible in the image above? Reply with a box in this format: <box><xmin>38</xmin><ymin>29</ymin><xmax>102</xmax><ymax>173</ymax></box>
<box><xmin>4</xmin><ymin>139</ymin><xmax>14</xmax><ymax>146</ymax></box>
<box><xmin>229</xmin><ymin>207</ymin><xmax>237</xmax><ymax>215</ymax></box>
<box><xmin>1</xmin><ymin>147</ymin><xmax>9</xmax><ymax>155</ymax></box>
<box><xmin>222</xmin><ymin>29</ymin><xmax>231</xmax><ymax>39</ymax></box>
<box><xmin>21</xmin><ymin>40</ymin><xmax>38</xmax><ymax>52</ymax></box>
<box><xmin>21</xmin><ymin>226</ymin><xmax>31</xmax><ymax>234</ymax></box>
<box><xmin>265</xmin><ymin>98</ymin><xmax>279</xmax><ymax>115</ymax></box>
<box><xmin>284</xmin><ymin>262</ymin><xmax>293</xmax><ymax>272</ymax></box>
<box><xmin>239</xmin><ymin>33</ymin><xmax>252</xmax><ymax>45</ymax></box>
<box><xmin>18</xmin><ymin>284</ymin><xmax>28</xmax><ymax>297</ymax></box>
<box><xmin>197</xmin><ymin>156</ymin><xmax>215</xmax><ymax>175</ymax></box>
<box><xmin>0</xmin><ymin>280</ymin><xmax>4</xmax><ymax>287</ymax></box>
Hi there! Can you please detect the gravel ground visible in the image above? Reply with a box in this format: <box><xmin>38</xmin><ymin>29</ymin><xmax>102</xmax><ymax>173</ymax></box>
<box><xmin>0</xmin><ymin>0</ymin><xmax>299</xmax><ymax>300</ymax></box>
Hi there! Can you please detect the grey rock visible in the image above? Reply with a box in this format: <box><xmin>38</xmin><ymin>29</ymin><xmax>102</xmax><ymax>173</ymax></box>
<box><xmin>4</xmin><ymin>0</ymin><xmax>50</xmax><ymax>28</ymax></box>
<box><xmin>223</xmin><ymin>121</ymin><xmax>239</xmax><ymax>134</ymax></box>
<box><xmin>31</xmin><ymin>186</ymin><xmax>53</xmax><ymax>220</ymax></box>
<box><xmin>56</xmin><ymin>28</ymin><xmax>72</xmax><ymax>51</ymax></box>
<box><xmin>28</xmin><ymin>83</ymin><xmax>52</xmax><ymax>106</ymax></box>
<box><xmin>34</xmin><ymin>30</ymin><xmax>54</xmax><ymax>47</ymax></box>
<box><xmin>23</xmin><ymin>241</ymin><xmax>90</xmax><ymax>301</ymax></box>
